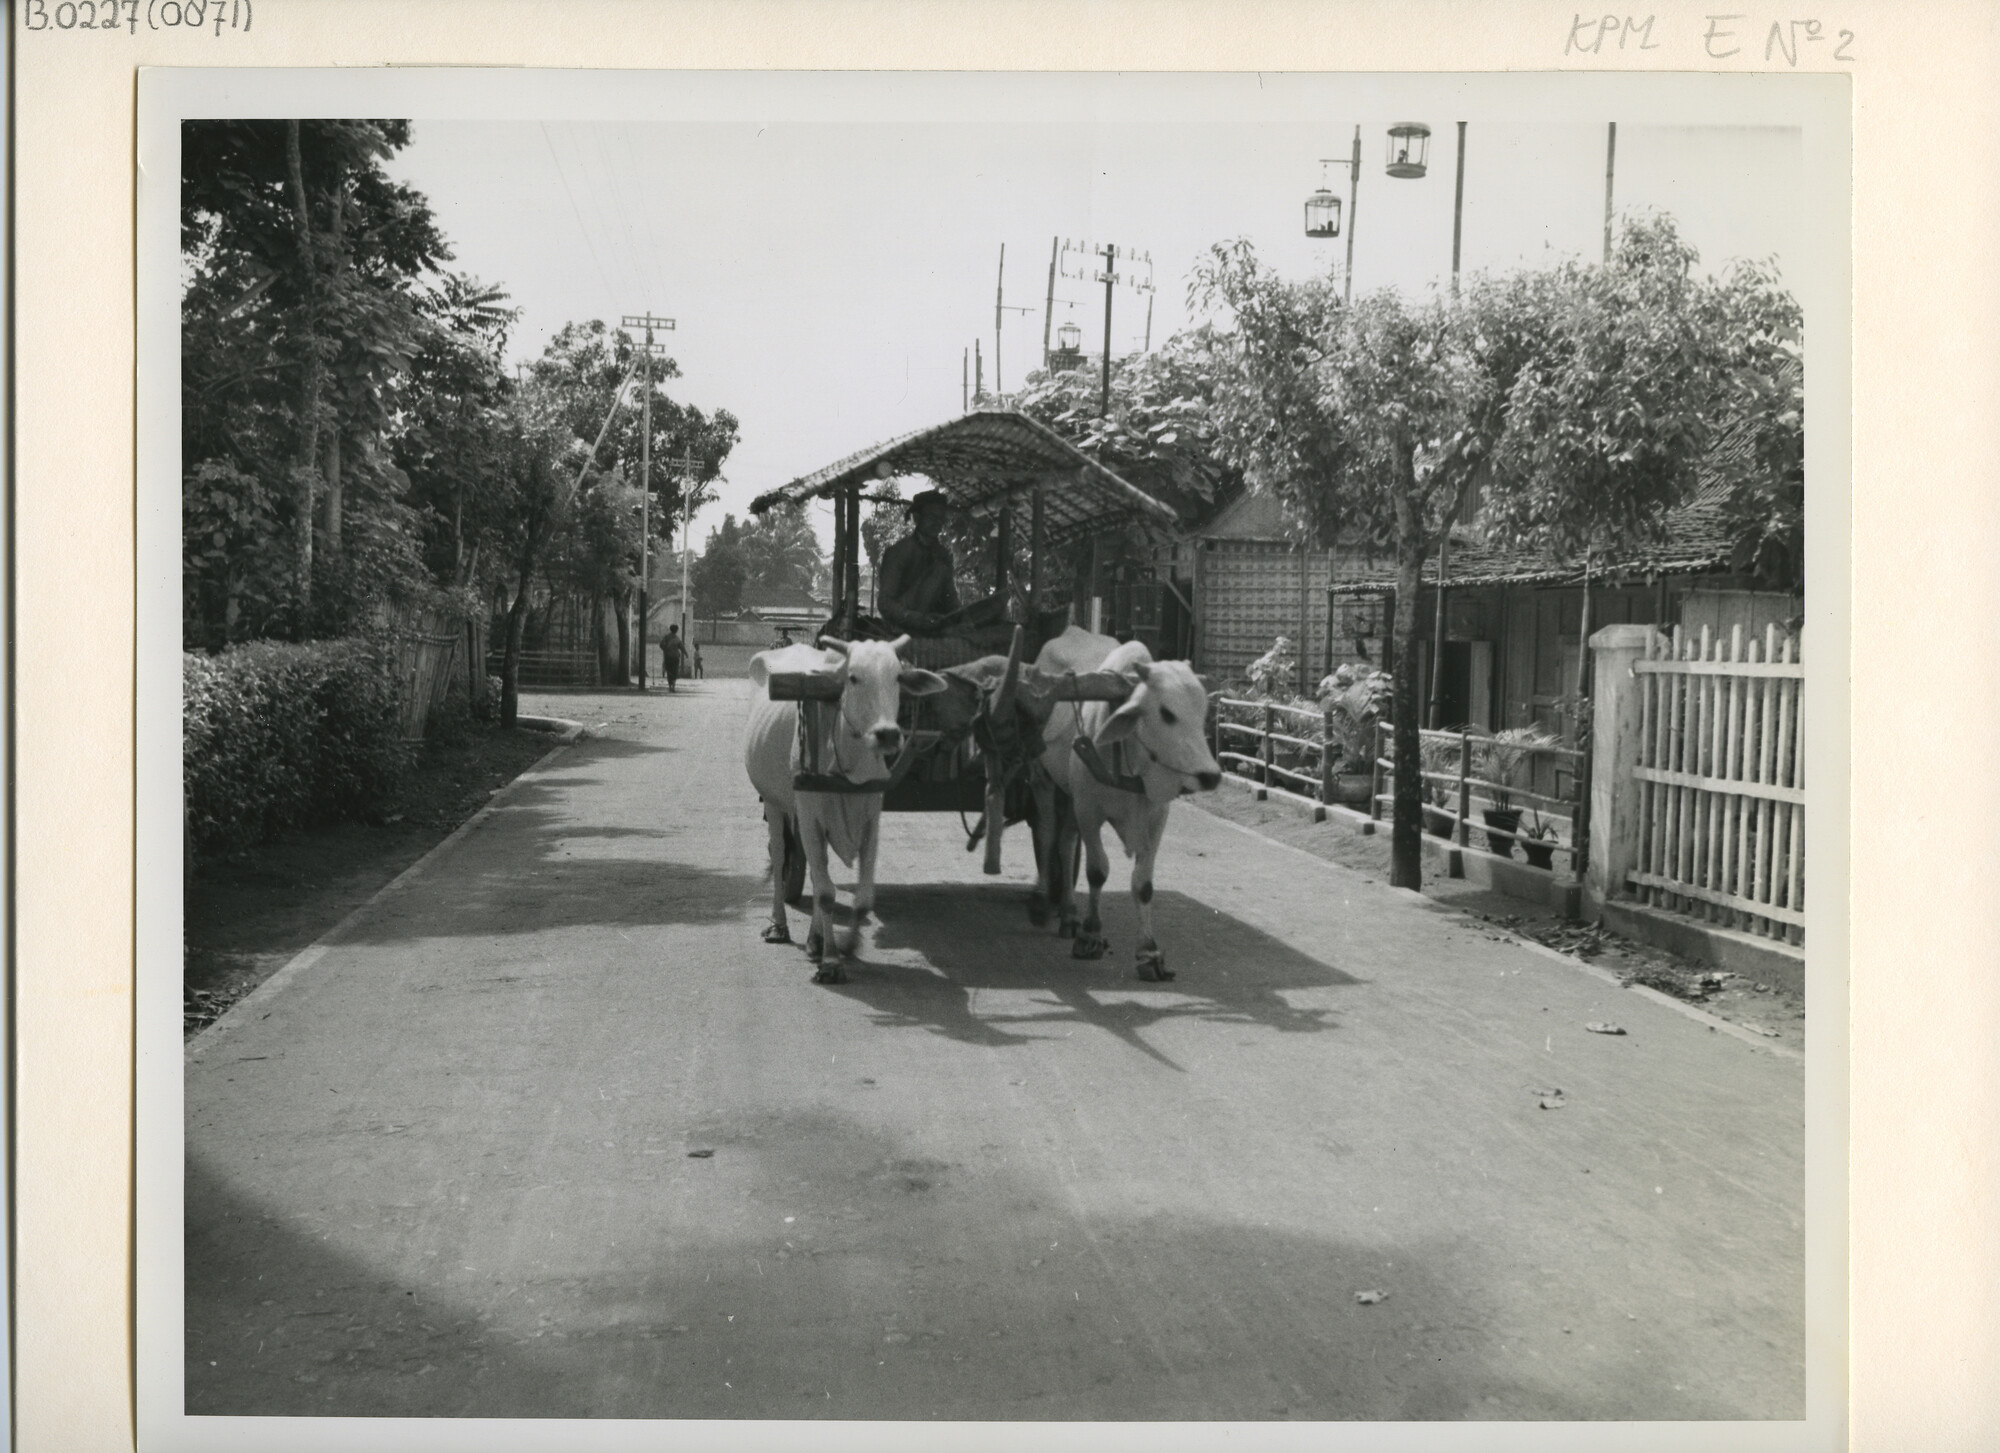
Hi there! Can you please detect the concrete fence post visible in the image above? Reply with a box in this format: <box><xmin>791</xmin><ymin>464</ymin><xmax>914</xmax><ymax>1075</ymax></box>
<box><xmin>1586</xmin><ymin>623</ymin><xmax>1664</xmax><ymax>916</ymax></box>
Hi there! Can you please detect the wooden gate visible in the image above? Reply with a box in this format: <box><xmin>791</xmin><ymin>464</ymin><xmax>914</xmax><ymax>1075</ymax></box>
<box><xmin>394</xmin><ymin>611</ymin><xmax>464</xmax><ymax>742</ymax></box>
<box><xmin>1629</xmin><ymin>624</ymin><xmax>1803</xmax><ymax>944</ymax></box>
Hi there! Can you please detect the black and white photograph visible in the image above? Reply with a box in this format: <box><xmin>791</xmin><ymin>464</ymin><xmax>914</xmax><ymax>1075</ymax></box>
<box><xmin>140</xmin><ymin>65</ymin><xmax>1848</xmax><ymax>1448</ymax></box>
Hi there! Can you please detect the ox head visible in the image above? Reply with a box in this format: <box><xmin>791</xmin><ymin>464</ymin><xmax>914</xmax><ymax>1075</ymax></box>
<box><xmin>1093</xmin><ymin>658</ymin><xmax>1223</xmax><ymax>795</ymax></box>
<box><xmin>822</xmin><ymin>634</ymin><xmax>947</xmax><ymax>765</ymax></box>
<box><xmin>936</xmin><ymin>627</ymin><xmax>1056</xmax><ymax>755</ymax></box>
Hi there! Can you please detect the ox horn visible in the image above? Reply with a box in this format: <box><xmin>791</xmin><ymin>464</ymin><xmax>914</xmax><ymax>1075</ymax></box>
<box><xmin>820</xmin><ymin>636</ymin><xmax>852</xmax><ymax>656</ymax></box>
<box><xmin>992</xmin><ymin>624</ymin><xmax>1025</xmax><ymax>719</ymax></box>
<box><xmin>886</xmin><ymin>633</ymin><xmax>912</xmax><ymax>656</ymax></box>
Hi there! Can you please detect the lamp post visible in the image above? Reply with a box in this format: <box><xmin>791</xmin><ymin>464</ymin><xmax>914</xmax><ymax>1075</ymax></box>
<box><xmin>1303</xmin><ymin>126</ymin><xmax>1363</xmax><ymax>303</ymax></box>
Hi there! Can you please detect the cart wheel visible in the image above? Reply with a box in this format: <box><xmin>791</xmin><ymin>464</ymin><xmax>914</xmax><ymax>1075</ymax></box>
<box><xmin>782</xmin><ymin>820</ymin><xmax>808</xmax><ymax>907</ymax></box>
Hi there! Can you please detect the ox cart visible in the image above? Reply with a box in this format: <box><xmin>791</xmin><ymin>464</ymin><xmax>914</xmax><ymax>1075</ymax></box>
<box><xmin>746</xmin><ymin>409</ymin><xmax>1183</xmax><ymax>902</ymax></box>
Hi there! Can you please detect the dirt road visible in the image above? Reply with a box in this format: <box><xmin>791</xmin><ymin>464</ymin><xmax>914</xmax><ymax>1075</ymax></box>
<box><xmin>183</xmin><ymin>678</ymin><xmax>1804</xmax><ymax>1422</ymax></box>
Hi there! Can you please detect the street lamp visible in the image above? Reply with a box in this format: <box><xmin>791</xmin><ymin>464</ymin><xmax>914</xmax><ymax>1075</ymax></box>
<box><xmin>1303</xmin><ymin>128</ymin><xmax>1364</xmax><ymax>303</ymax></box>
<box><xmin>1303</xmin><ymin>161</ymin><xmax>1344</xmax><ymax>238</ymax></box>
<box><xmin>1386</xmin><ymin>122</ymin><xmax>1432</xmax><ymax>179</ymax></box>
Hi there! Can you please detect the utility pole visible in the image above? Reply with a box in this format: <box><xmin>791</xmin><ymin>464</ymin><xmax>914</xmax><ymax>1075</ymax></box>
<box><xmin>658</xmin><ymin>451</ymin><xmax>704</xmax><ymax>648</ymax></box>
<box><xmin>994</xmin><ymin>244</ymin><xmax>1005</xmax><ymax>398</ymax></box>
<box><xmin>620</xmin><ymin>312</ymin><xmax>675</xmax><ymax>689</ymax></box>
<box><xmin>962</xmin><ymin>348</ymin><xmax>969</xmax><ymax>411</ymax></box>
<box><xmin>991</xmin><ymin>242</ymin><xmax>1032</xmax><ymax>399</ymax></box>
<box><xmin>1603</xmin><ymin>122</ymin><xmax>1617</xmax><ymax>263</ymax></box>
<box><xmin>1451</xmin><ymin>121</ymin><xmax>1467</xmax><ymax>297</ymax></box>
<box><xmin>975</xmin><ymin>338</ymin><xmax>984</xmax><ymax>403</ymax></box>
<box><xmin>1042</xmin><ymin>235</ymin><xmax>1058</xmax><ymax>368</ymax></box>
<box><xmin>1099</xmin><ymin>243</ymin><xmax>1115</xmax><ymax>416</ymax></box>
<box><xmin>1344</xmin><ymin>124</ymin><xmax>1361</xmax><ymax>304</ymax></box>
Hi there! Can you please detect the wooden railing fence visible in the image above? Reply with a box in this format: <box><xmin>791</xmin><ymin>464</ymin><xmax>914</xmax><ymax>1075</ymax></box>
<box><xmin>1630</xmin><ymin>624</ymin><xmax>1803</xmax><ymax>944</ymax></box>
<box><xmin>1373</xmin><ymin>725</ymin><xmax>1587</xmax><ymax>875</ymax></box>
<box><xmin>1212</xmin><ymin>696</ymin><xmax>1372</xmax><ymax>808</ymax></box>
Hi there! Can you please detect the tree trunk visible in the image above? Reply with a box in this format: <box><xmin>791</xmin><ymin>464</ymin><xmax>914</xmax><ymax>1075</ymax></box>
<box><xmin>1389</xmin><ymin>510</ymin><xmax>1427</xmax><ymax>891</ymax></box>
<box><xmin>500</xmin><ymin>571</ymin><xmax>531</xmax><ymax>731</ymax></box>
<box><xmin>322</xmin><ymin>178</ymin><xmax>347</xmax><ymax>555</ymax></box>
<box><xmin>611</xmin><ymin>584</ymin><xmax>633</xmax><ymax>684</ymax></box>
<box><xmin>500</xmin><ymin>500</ymin><xmax>545</xmax><ymax>732</ymax></box>
<box><xmin>324</xmin><ymin>429</ymin><xmax>344</xmax><ymax>552</ymax></box>
<box><xmin>284</xmin><ymin>121</ymin><xmax>321</xmax><ymax>635</ymax></box>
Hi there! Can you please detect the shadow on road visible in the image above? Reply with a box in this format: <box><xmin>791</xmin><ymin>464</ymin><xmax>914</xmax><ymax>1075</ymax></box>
<box><xmin>336</xmin><ymin>737</ymin><xmax>766</xmax><ymax>945</ymax></box>
<box><xmin>822</xmin><ymin>884</ymin><xmax>1364</xmax><ymax>1068</ymax></box>
<box><xmin>185</xmin><ymin>1104</ymin><xmax>1784</xmax><ymax>1421</ymax></box>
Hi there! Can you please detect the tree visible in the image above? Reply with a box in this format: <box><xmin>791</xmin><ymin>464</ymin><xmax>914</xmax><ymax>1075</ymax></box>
<box><xmin>738</xmin><ymin>504</ymin><xmax>824</xmax><ymax>598</ymax></box>
<box><xmin>526</xmin><ymin>320</ymin><xmax>739</xmax><ymax>669</ymax></box>
<box><xmin>489</xmin><ymin>387</ymin><xmax>580</xmax><ymax>728</ymax></box>
<box><xmin>1013</xmin><ymin>326</ymin><xmax>1239</xmax><ymax>522</ymax></box>
<box><xmin>692</xmin><ymin>514</ymin><xmax>749</xmax><ymax>619</ymax></box>
<box><xmin>1194</xmin><ymin>217</ymin><xmax>1751</xmax><ymax>890</ymax></box>
<box><xmin>1700</xmin><ymin>260</ymin><xmax>1803</xmax><ymax>590</ymax></box>
<box><xmin>182</xmin><ymin>119</ymin><xmax>449</xmax><ymax>638</ymax></box>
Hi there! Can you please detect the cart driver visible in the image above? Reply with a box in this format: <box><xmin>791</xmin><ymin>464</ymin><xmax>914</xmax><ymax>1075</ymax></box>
<box><xmin>876</xmin><ymin>489</ymin><xmax>1005</xmax><ymax>637</ymax></box>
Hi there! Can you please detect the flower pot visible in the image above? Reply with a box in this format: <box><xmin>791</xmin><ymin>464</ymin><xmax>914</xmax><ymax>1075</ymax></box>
<box><xmin>1424</xmin><ymin>805</ymin><xmax>1457</xmax><ymax>838</ymax></box>
<box><xmin>1481</xmin><ymin>808</ymin><xmax>1523</xmax><ymax>858</ymax></box>
<box><xmin>1522</xmin><ymin>838</ymin><xmax>1557</xmax><ymax>870</ymax></box>
<box><xmin>1334</xmin><ymin>772</ymin><xmax>1373</xmax><ymax>807</ymax></box>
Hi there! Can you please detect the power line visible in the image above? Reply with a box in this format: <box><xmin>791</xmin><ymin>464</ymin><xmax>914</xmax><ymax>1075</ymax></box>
<box><xmin>539</xmin><ymin>122</ymin><xmax>621</xmax><ymax>314</ymax></box>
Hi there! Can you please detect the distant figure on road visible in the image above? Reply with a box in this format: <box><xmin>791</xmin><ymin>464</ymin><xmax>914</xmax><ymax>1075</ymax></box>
<box><xmin>662</xmin><ymin>626</ymin><xmax>688</xmax><ymax>693</ymax></box>
<box><xmin>693</xmin><ymin>642</ymin><xmax>704</xmax><ymax>679</ymax></box>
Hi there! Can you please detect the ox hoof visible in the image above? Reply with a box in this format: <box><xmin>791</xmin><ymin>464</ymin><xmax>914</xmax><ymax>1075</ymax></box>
<box><xmin>1072</xmin><ymin>932</ymin><xmax>1109</xmax><ymax>961</ymax></box>
<box><xmin>804</xmin><ymin>932</ymin><xmax>825</xmax><ymax>962</ymax></box>
<box><xmin>761</xmin><ymin>922</ymin><xmax>792</xmax><ymax>945</ymax></box>
<box><xmin>1026</xmin><ymin>894</ymin><xmax>1051</xmax><ymax>928</ymax></box>
<box><xmin>1135</xmin><ymin>951</ymin><xmax>1175</xmax><ymax>982</ymax></box>
<box><xmin>812</xmin><ymin>961</ymin><xmax>847</xmax><ymax>986</ymax></box>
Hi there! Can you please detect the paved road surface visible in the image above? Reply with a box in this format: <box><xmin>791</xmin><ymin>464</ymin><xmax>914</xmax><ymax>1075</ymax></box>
<box><xmin>185</xmin><ymin>680</ymin><xmax>1804</xmax><ymax>1422</ymax></box>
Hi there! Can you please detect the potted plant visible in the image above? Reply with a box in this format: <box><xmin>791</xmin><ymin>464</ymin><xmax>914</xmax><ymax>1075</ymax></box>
<box><xmin>1470</xmin><ymin>726</ymin><xmax>1559</xmax><ymax>858</ymax></box>
<box><xmin>1418</xmin><ymin>733</ymin><xmax>1462</xmax><ymax>837</ymax></box>
<box><xmin>1519</xmin><ymin>807</ymin><xmax>1562</xmax><ymax>870</ymax></box>
<box><xmin>1317</xmin><ymin>665</ymin><xmax>1392</xmax><ymax>806</ymax></box>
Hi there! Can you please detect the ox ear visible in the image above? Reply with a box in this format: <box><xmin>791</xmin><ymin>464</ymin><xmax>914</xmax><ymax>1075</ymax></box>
<box><xmin>1094</xmin><ymin>696</ymin><xmax>1146</xmax><ymax>744</ymax></box>
<box><xmin>748</xmin><ymin>651</ymin><xmax>774</xmax><ymax>690</ymax></box>
<box><xmin>898</xmin><ymin>667</ymin><xmax>948</xmax><ymax>698</ymax></box>
<box><xmin>1128</xmin><ymin>658</ymin><xmax>1153</xmax><ymax>683</ymax></box>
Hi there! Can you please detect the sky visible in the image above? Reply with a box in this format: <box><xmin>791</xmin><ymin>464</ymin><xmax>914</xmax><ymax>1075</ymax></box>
<box><xmin>380</xmin><ymin>81</ymin><xmax>1803</xmax><ymax>557</ymax></box>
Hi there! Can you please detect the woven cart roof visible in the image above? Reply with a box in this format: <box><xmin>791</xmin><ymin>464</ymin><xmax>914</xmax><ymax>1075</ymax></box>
<box><xmin>749</xmin><ymin>408</ymin><xmax>1179</xmax><ymax>545</ymax></box>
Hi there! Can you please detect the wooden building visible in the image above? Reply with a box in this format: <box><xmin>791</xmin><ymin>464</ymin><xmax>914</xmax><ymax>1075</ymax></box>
<box><xmin>1187</xmin><ymin>479</ymin><xmax>1800</xmax><ymax>740</ymax></box>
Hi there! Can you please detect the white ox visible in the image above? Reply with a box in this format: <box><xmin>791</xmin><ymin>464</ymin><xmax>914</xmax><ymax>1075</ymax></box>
<box><xmin>1028</xmin><ymin>627</ymin><xmax>1222</xmax><ymax>980</ymax></box>
<box><xmin>745</xmin><ymin>635</ymin><xmax>947</xmax><ymax>983</ymax></box>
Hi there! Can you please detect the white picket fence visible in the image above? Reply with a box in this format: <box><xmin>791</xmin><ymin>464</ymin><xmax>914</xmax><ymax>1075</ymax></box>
<box><xmin>1630</xmin><ymin>624</ymin><xmax>1803</xmax><ymax>944</ymax></box>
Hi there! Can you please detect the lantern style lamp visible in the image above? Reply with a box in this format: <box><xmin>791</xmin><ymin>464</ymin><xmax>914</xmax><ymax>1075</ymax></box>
<box><xmin>1303</xmin><ymin>165</ymin><xmax>1343</xmax><ymax>238</ymax></box>
<box><xmin>1386</xmin><ymin>122</ymin><xmax>1431</xmax><ymax>179</ymax></box>
<box><xmin>1056</xmin><ymin>321</ymin><xmax>1081</xmax><ymax>351</ymax></box>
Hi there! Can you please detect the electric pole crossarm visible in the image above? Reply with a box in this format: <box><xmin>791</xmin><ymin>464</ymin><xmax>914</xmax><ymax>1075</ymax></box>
<box><xmin>619</xmin><ymin>314</ymin><xmax>676</xmax><ymax>690</ymax></box>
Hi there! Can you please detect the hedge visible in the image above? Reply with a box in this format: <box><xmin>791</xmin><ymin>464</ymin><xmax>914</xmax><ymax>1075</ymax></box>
<box><xmin>183</xmin><ymin>637</ymin><xmax>414</xmax><ymax>861</ymax></box>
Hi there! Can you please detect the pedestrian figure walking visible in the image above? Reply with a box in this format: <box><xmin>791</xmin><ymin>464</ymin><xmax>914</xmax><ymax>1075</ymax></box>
<box><xmin>662</xmin><ymin>625</ymin><xmax>687</xmax><ymax>693</ymax></box>
<box><xmin>692</xmin><ymin>643</ymin><xmax>704</xmax><ymax>680</ymax></box>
